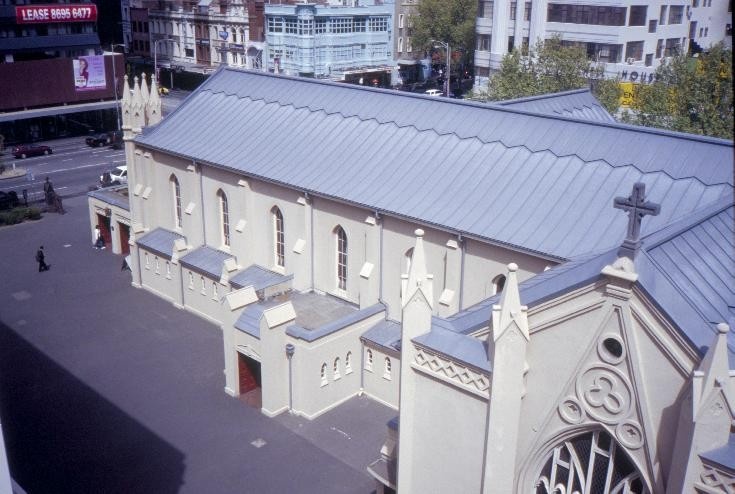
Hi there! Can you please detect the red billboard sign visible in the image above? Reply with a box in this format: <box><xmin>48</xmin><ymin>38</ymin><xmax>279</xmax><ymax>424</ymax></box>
<box><xmin>16</xmin><ymin>4</ymin><xmax>97</xmax><ymax>24</ymax></box>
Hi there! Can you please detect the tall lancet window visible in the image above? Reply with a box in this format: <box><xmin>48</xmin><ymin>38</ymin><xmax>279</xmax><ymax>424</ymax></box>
<box><xmin>493</xmin><ymin>274</ymin><xmax>506</xmax><ymax>295</ymax></box>
<box><xmin>171</xmin><ymin>175</ymin><xmax>182</xmax><ymax>229</ymax></box>
<box><xmin>272</xmin><ymin>207</ymin><xmax>284</xmax><ymax>267</ymax></box>
<box><xmin>218</xmin><ymin>189</ymin><xmax>230</xmax><ymax>247</ymax></box>
<box><xmin>335</xmin><ymin>226</ymin><xmax>347</xmax><ymax>291</ymax></box>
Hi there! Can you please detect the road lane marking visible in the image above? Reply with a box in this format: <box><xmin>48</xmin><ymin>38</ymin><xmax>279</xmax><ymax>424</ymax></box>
<box><xmin>62</xmin><ymin>158</ymin><xmax>73</xmax><ymax>162</ymax></box>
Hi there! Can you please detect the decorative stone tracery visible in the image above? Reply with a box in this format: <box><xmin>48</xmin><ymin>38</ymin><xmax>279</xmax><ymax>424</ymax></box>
<box><xmin>413</xmin><ymin>347</ymin><xmax>489</xmax><ymax>397</ymax></box>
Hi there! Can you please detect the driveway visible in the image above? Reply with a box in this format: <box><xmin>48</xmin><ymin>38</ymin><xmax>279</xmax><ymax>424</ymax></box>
<box><xmin>0</xmin><ymin>196</ymin><xmax>394</xmax><ymax>494</ymax></box>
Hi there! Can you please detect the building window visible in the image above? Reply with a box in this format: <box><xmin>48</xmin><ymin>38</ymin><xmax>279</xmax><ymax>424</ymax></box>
<box><xmin>508</xmin><ymin>35</ymin><xmax>514</xmax><ymax>53</ymax></box>
<box><xmin>365</xmin><ymin>349</ymin><xmax>373</xmax><ymax>371</ymax></box>
<box><xmin>659</xmin><ymin>5</ymin><xmax>667</xmax><ymax>25</ymax></box>
<box><xmin>200</xmin><ymin>276</ymin><xmax>206</xmax><ymax>294</ymax></box>
<box><xmin>406</xmin><ymin>37</ymin><xmax>412</xmax><ymax>53</ymax></box>
<box><xmin>547</xmin><ymin>4</ymin><xmax>626</xmax><ymax>26</ymax></box>
<box><xmin>334</xmin><ymin>358</ymin><xmax>341</xmax><ymax>380</ymax></box>
<box><xmin>399</xmin><ymin>14</ymin><xmax>404</xmax><ymax>29</ymax></box>
<box><xmin>648</xmin><ymin>19</ymin><xmax>657</xmax><ymax>33</ymax></box>
<box><xmin>477</xmin><ymin>34</ymin><xmax>491</xmax><ymax>51</ymax></box>
<box><xmin>655</xmin><ymin>39</ymin><xmax>664</xmax><ymax>58</ymax></box>
<box><xmin>345</xmin><ymin>352</ymin><xmax>353</xmax><ymax>374</ymax></box>
<box><xmin>509</xmin><ymin>2</ymin><xmax>517</xmax><ymax>20</ymax></box>
<box><xmin>493</xmin><ymin>274</ymin><xmax>506</xmax><ymax>295</ymax></box>
<box><xmin>524</xmin><ymin>2</ymin><xmax>531</xmax><ymax>21</ymax></box>
<box><xmin>212</xmin><ymin>282</ymin><xmax>218</xmax><ymax>300</ymax></box>
<box><xmin>668</xmin><ymin>5</ymin><xmax>683</xmax><ymax>24</ymax></box>
<box><xmin>272</xmin><ymin>207</ymin><xmax>285</xmax><ymax>268</ymax></box>
<box><xmin>144</xmin><ymin>252</ymin><xmax>150</xmax><ymax>269</ymax></box>
<box><xmin>171</xmin><ymin>175</ymin><xmax>182</xmax><ymax>229</ymax></box>
<box><xmin>645</xmin><ymin>53</ymin><xmax>653</xmax><ymax>66</ymax></box>
<box><xmin>335</xmin><ymin>226</ymin><xmax>347</xmax><ymax>291</ymax></box>
<box><xmin>629</xmin><ymin>6</ymin><xmax>647</xmax><ymax>26</ymax></box>
<box><xmin>218</xmin><ymin>190</ymin><xmax>230</xmax><ymax>247</ymax></box>
<box><xmin>188</xmin><ymin>271</ymin><xmax>194</xmax><ymax>289</ymax></box>
<box><xmin>477</xmin><ymin>0</ymin><xmax>493</xmax><ymax>20</ymax></box>
<box><xmin>368</xmin><ymin>17</ymin><xmax>388</xmax><ymax>32</ymax></box>
<box><xmin>398</xmin><ymin>37</ymin><xmax>403</xmax><ymax>52</ymax></box>
<box><xmin>320</xmin><ymin>363</ymin><xmax>328</xmax><ymax>386</ymax></box>
<box><xmin>166</xmin><ymin>261</ymin><xmax>171</xmax><ymax>279</ymax></box>
<box><xmin>625</xmin><ymin>41</ymin><xmax>644</xmax><ymax>61</ymax></box>
<box><xmin>383</xmin><ymin>357</ymin><xmax>392</xmax><ymax>380</ymax></box>
<box><xmin>664</xmin><ymin>38</ymin><xmax>681</xmax><ymax>57</ymax></box>
<box><xmin>154</xmin><ymin>256</ymin><xmax>160</xmax><ymax>274</ymax></box>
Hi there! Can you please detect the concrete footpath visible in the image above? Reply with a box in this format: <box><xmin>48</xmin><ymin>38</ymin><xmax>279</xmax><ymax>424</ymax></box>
<box><xmin>0</xmin><ymin>195</ymin><xmax>395</xmax><ymax>494</ymax></box>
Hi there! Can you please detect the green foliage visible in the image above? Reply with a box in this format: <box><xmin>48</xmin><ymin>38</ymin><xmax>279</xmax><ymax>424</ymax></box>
<box><xmin>410</xmin><ymin>0</ymin><xmax>476</xmax><ymax>64</ymax></box>
<box><xmin>0</xmin><ymin>207</ymin><xmax>42</xmax><ymax>226</ymax></box>
<box><xmin>485</xmin><ymin>37</ymin><xmax>599</xmax><ymax>101</ymax></box>
<box><xmin>592</xmin><ymin>78</ymin><xmax>622</xmax><ymax>114</ymax></box>
<box><xmin>628</xmin><ymin>44</ymin><xmax>733</xmax><ymax>139</ymax></box>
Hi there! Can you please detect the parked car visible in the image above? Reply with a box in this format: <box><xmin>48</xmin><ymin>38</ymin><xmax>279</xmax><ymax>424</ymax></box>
<box><xmin>100</xmin><ymin>165</ymin><xmax>127</xmax><ymax>186</ymax></box>
<box><xmin>12</xmin><ymin>144</ymin><xmax>52</xmax><ymax>159</ymax></box>
<box><xmin>425</xmin><ymin>89</ymin><xmax>442</xmax><ymax>97</ymax></box>
<box><xmin>0</xmin><ymin>191</ymin><xmax>19</xmax><ymax>210</ymax></box>
<box><xmin>86</xmin><ymin>133</ymin><xmax>110</xmax><ymax>147</ymax></box>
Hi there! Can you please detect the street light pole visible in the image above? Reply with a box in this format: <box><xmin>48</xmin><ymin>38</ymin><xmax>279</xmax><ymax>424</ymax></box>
<box><xmin>110</xmin><ymin>43</ymin><xmax>125</xmax><ymax>131</ymax></box>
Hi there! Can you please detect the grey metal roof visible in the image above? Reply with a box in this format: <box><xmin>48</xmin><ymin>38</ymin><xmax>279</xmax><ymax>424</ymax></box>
<box><xmin>413</xmin><ymin>327</ymin><xmax>490</xmax><ymax>373</ymax></box>
<box><xmin>361</xmin><ymin>319</ymin><xmax>401</xmax><ymax>353</ymax></box>
<box><xmin>87</xmin><ymin>187</ymin><xmax>130</xmax><ymax>211</ymax></box>
<box><xmin>431</xmin><ymin>197</ymin><xmax>735</xmax><ymax>368</ymax></box>
<box><xmin>136</xmin><ymin>68</ymin><xmax>733</xmax><ymax>260</ymax></box>
<box><xmin>234</xmin><ymin>300</ymin><xmax>280</xmax><ymax>338</ymax></box>
<box><xmin>136</xmin><ymin>227</ymin><xmax>185</xmax><ymax>258</ymax></box>
<box><xmin>179</xmin><ymin>245</ymin><xmax>233</xmax><ymax>278</ymax></box>
<box><xmin>494</xmin><ymin>88</ymin><xmax>616</xmax><ymax>123</ymax></box>
<box><xmin>700</xmin><ymin>435</ymin><xmax>735</xmax><ymax>471</ymax></box>
<box><xmin>287</xmin><ymin>301</ymin><xmax>385</xmax><ymax>342</ymax></box>
<box><xmin>230</xmin><ymin>264</ymin><xmax>293</xmax><ymax>290</ymax></box>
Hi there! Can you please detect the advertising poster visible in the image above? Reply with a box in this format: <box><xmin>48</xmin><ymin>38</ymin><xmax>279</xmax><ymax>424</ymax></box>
<box><xmin>73</xmin><ymin>55</ymin><xmax>106</xmax><ymax>91</ymax></box>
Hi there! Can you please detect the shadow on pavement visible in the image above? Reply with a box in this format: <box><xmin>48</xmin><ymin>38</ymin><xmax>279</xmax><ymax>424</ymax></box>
<box><xmin>0</xmin><ymin>321</ymin><xmax>186</xmax><ymax>494</ymax></box>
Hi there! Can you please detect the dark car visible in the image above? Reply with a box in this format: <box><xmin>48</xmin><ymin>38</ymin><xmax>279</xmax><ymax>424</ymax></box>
<box><xmin>13</xmin><ymin>144</ymin><xmax>52</xmax><ymax>159</ymax></box>
<box><xmin>108</xmin><ymin>130</ymin><xmax>123</xmax><ymax>150</ymax></box>
<box><xmin>85</xmin><ymin>133</ymin><xmax>110</xmax><ymax>147</ymax></box>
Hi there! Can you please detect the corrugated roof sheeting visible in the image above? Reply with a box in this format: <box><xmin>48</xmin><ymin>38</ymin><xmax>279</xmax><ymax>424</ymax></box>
<box><xmin>230</xmin><ymin>264</ymin><xmax>293</xmax><ymax>291</ymax></box>
<box><xmin>137</xmin><ymin>69</ymin><xmax>733</xmax><ymax>260</ymax></box>
<box><xmin>646</xmin><ymin>206</ymin><xmax>734</xmax><ymax>329</ymax></box>
<box><xmin>495</xmin><ymin>89</ymin><xmax>616</xmax><ymax>123</ymax></box>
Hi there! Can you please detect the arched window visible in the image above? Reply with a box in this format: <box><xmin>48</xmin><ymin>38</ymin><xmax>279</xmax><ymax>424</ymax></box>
<box><xmin>365</xmin><ymin>349</ymin><xmax>373</xmax><ymax>371</ymax></box>
<box><xmin>404</xmin><ymin>247</ymin><xmax>414</xmax><ymax>274</ymax></box>
<box><xmin>334</xmin><ymin>357</ymin><xmax>341</xmax><ymax>380</ymax></box>
<box><xmin>398</xmin><ymin>37</ymin><xmax>404</xmax><ymax>52</ymax></box>
<box><xmin>218</xmin><ymin>190</ymin><xmax>230</xmax><ymax>247</ymax></box>
<box><xmin>345</xmin><ymin>351</ymin><xmax>352</xmax><ymax>373</ymax></box>
<box><xmin>335</xmin><ymin>226</ymin><xmax>347</xmax><ymax>290</ymax></box>
<box><xmin>383</xmin><ymin>357</ymin><xmax>392</xmax><ymax>380</ymax></box>
<box><xmin>493</xmin><ymin>274</ymin><xmax>506</xmax><ymax>295</ymax></box>
<box><xmin>171</xmin><ymin>175</ymin><xmax>182</xmax><ymax>228</ymax></box>
<box><xmin>320</xmin><ymin>363</ymin><xmax>328</xmax><ymax>386</ymax></box>
<box><xmin>534</xmin><ymin>430</ymin><xmax>647</xmax><ymax>494</ymax></box>
<box><xmin>272</xmin><ymin>207</ymin><xmax>284</xmax><ymax>267</ymax></box>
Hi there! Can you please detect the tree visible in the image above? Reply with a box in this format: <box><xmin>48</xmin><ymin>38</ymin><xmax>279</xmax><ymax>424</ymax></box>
<box><xmin>624</xmin><ymin>44</ymin><xmax>733</xmax><ymax>139</ymax></box>
<box><xmin>409</xmin><ymin>0</ymin><xmax>476</xmax><ymax>67</ymax></box>
<box><xmin>592</xmin><ymin>78</ymin><xmax>623</xmax><ymax>114</ymax></box>
<box><xmin>482</xmin><ymin>37</ymin><xmax>601</xmax><ymax>101</ymax></box>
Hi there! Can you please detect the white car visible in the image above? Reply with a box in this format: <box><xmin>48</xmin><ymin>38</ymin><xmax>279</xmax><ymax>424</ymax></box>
<box><xmin>425</xmin><ymin>89</ymin><xmax>442</xmax><ymax>97</ymax></box>
<box><xmin>100</xmin><ymin>165</ymin><xmax>127</xmax><ymax>186</ymax></box>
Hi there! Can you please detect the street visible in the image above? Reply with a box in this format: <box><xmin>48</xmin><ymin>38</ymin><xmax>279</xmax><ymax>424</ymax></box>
<box><xmin>0</xmin><ymin>136</ymin><xmax>124</xmax><ymax>200</ymax></box>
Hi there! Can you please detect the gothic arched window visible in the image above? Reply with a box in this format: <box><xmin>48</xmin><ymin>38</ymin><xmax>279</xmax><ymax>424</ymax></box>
<box><xmin>218</xmin><ymin>189</ymin><xmax>230</xmax><ymax>247</ymax></box>
<box><xmin>335</xmin><ymin>225</ymin><xmax>347</xmax><ymax>291</ymax></box>
<box><xmin>534</xmin><ymin>430</ymin><xmax>647</xmax><ymax>494</ymax></box>
<box><xmin>171</xmin><ymin>175</ymin><xmax>182</xmax><ymax>228</ymax></box>
<box><xmin>272</xmin><ymin>206</ymin><xmax>284</xmax><ymax>267</ymax></box>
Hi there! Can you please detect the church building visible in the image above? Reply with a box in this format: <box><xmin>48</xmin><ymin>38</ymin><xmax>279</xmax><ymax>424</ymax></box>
<box><xmin>98</xmin><ymin>67</ymin><xmax>733</xmax><ymax>493</ymax></box>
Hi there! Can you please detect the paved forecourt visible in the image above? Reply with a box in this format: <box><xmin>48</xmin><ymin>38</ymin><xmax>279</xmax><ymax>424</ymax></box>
<box><xmin>0</xmin><ymin>195</ymin><xmax>393</xmax><ymax>494</ymax></box>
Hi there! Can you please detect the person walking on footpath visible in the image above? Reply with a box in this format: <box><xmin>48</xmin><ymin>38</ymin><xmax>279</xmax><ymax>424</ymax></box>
<box><xmin>36</xmin><ymin>246</ymin><xmax>49</xmax><ymax>272</ymax></box>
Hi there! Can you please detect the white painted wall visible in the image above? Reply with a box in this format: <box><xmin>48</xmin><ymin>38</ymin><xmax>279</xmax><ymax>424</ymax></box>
<box><xmin>361</xmin><ymin>345</ymin><xmax>400</xmax><ymax>409</ymax></box>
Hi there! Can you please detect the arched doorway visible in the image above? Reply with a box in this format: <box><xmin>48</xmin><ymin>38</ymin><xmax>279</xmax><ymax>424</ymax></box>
<box><xmin>533</xmin><ymin>429</ymin><xmax>648</xmax><ymax>494</ymax></box>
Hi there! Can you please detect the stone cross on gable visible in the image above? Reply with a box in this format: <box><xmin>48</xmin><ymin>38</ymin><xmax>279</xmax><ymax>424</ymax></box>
<box><xmin>613</xmin><ymin>182</ymin><xmax>660</xmax><ymax>259</ymax></box>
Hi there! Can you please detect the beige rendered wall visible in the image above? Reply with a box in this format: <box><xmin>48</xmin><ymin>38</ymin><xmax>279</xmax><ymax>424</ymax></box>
<box><xmin>138</xmin><ymin>250</ymin><xmax>179</xmax><ymax>303</ymax></box>
<box><xmin>181</xmin><ymin>270</ymin><xmax>227</xmax><ymax>325</ymax></box>
<box><xmin>361</xmin><ymin>345</ymin><xmax>399</xmax><ymax>409</ymax></box>
<box><xmin>290</xmin><ymin>311</ymin><xmax>385</xmax><ymax>419</ymax></box>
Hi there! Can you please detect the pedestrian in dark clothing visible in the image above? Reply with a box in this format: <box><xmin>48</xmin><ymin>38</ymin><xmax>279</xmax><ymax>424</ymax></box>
<box><xmin>43</xmin><ymin>177</ymin><xmax>55</xmax><ymax>206</ymax></box>
<box><xmin>36</xmin><ymin>246</ymin><xmax>49</xmax><ymax>272</ymax></box>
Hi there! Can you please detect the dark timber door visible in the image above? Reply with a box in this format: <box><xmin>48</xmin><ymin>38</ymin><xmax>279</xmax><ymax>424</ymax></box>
<box><xmin>118</xmin><ymin>223</ymin><xmax>130</xmax><ymax>255</ymax></box>
<box><xmin>96</xmin><ymin>213</ymin><xmax>112</xmax><ymax>245</ymax></box>
<box><xmin>238</xmin><ymin>353</ymin><xmax>261</xmax><ymax>394</ymax></box>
